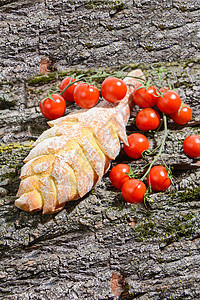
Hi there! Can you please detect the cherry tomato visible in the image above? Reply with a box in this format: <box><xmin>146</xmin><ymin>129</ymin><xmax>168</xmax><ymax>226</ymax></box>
<box><xmin>132</xmin><ymin>84</ymin><xmax>159</xmax><ymax>108</ymax></box>
<box><xmin>101</xmin><ymin>77</ymin><xmax>127</xmax><ymax>103</ymax></box>
<box><xmin>136</xmin><ymin>108</ymin><xmax>161</xmax><ymax>131</ymax></box>
<box><xmin>40</xmin><ymin>94</ymin><xmax>66</xmax><ymax>120</ymax></box>
<box><xmin>124</xmin><ymin>133</ymin><xmax>149</xmax><ymax>159</ymax></box>
<box><xmin>122</xmin><ymin>179</ymin><xmax>146</xmax><ymax>204</ymax></box>
<box><xmin>156</xmin><ymin>90</ymin><xmax>181</xmax><ymax>114</ymax></box>
<box><xmin>60</xmin><ymin>77</ymin><xmax>80</xmax><ymax>102</ymax></box>
<box><xmin>183</xmin><ymin>135</ymin><xmax>200</xmax><ymax>158</ymax></box>
<box><xmin>170</xmin><ymin>103</ymin><xmax>192</xmax><ymax>125</ymax></box>
<box><xmin>73</xmin><ymin>83</ymin><xmax>99</xmax><ymax>109</ymax></box>
<box><xmin>109</xmin><ymin>164</ymin><xmax>130</xmax><ymax>189</ymax></box>
<box><xmin>146</xmin><ymin>165</ymin><xmax>171</xmax><ymax>192</ymax></box>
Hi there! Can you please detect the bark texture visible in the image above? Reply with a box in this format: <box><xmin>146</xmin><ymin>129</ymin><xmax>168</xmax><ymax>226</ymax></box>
<box><xmin>0</xmin><ymin>0</ymin><xmax>200</xmax><ymax>299</ymax></box>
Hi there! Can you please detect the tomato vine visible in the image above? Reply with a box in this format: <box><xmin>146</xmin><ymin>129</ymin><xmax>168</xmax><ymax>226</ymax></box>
<box><xmin>107</xmin><ymin>69</ymin><xmax>197</xmax><ymax>206</ymax></box>
<box><xmin>37</xmin><ymin>67</ymin><xmax>199</xmax><ymax>206</ymax></box>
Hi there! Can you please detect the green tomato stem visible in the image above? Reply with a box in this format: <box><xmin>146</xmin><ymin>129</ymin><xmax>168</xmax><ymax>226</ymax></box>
<box><xmin>60</xmin><ymin>78</ymin><xmax>83</xmax><ymax>96</ymax></box>
<box><xmin>42</xmin><ymin>92</ymin><xmax>56</xmax><ymax>103</ymax></box>
<box><xmin>141</xmin><ymin>113</ymin><xmax>168</xmax><ymax>181</ymax></box>
<box><xmin>59</xmin><ymin>73</ymin><xmax>105</xmax><ymax>96</ymax></box>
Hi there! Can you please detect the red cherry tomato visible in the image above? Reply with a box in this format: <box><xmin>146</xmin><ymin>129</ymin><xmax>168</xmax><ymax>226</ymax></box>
<box><xmin>109</xmin><ymin>164</ymin><xmax>130</xmax><ymax>189</ymax></box>
<box><xmin>60</xmin><ymin>77</ymin><xmax>80</xmax><ymax>102</ymax></box>
<box><xmin>40</xmin><ymin>94</ymin><xmax>66</xmax><ymax>120</ymax></box>
<box><xmin>136</xmin><ymin>108</ymin><xmax>161</xmax><ymax>131</ymax></box>
<box><xmin>124</xmin><ymin>133</ymin><xmax>149</xmax><ymax>159</ymax></box>
<box><xmin>156</xmin><ymin>90</ymin><xmax>181</xmax><ymax>114</ymax></box>
<box><xmin>73</xmin><ymin>83</ymin><xmax>99</xmax><ymax>109</ymax></box>
<box><xmin>122</xmin><ymin>179</ymin><xmax>146</xmax><ymax>204</ymax></box>
<box><xmin>101</xmin><ymin>77</ymin><xmax>127</xmax><ymax>103</ymax></box>
<box><xmin>146</xmin><ymin>165</ymin><xmax>171</xmax><ymax>192</ymax></box>
<box><xmin>170</xmin><ymin>103</ymin><xmax>192</xmax><ymax>125</ymax></box>
<box><xmin>183</xmin><ymin>135</ymin><xmax>200</xmax><ymax>158</ymax></box>
<box><xmin>132</xmin><ymin>84</ymin><xmax>159</xmax><ymax>108</ymax></box>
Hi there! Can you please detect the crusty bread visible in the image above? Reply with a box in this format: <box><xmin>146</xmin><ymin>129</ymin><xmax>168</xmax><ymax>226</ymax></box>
<box><xmin>15</xmin><ymin>69</ymin><xmax>144</xmax><ymax>214</ymax></box>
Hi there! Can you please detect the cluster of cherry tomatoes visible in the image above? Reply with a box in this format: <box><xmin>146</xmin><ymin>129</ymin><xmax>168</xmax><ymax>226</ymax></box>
<box><xmin>39</xmin><ymin>75</ymin><xmax>127</xmax><ymax>120</ymax></box>
<box><xmin>39</xmin><ymin>72</ymin><xmax>200</xmax><ymax>205</ymax></box>
<box><xmin>109</xmin><ymin>82</ymin><xmax>200</xmax><ymax>205</ymax></box>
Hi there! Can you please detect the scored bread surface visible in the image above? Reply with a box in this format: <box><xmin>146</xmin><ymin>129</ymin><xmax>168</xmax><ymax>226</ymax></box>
<box><xmin>15</xmin><ymin>69</ymin><xmax>144</xmax><ymax>214</ymax></box>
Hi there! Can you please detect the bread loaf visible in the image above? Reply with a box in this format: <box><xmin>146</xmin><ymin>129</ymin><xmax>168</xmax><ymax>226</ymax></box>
<box><xmin>15</xmin><ymin>69</ymin><xmax>144</xmax><ymax>214</ymax></box>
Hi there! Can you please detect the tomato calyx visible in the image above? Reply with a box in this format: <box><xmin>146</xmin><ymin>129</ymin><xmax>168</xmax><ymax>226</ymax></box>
<box><xmin>125</xmin><ymin>168</ymin><xmax>135</xmax><ymax>178</ymax></box>
<box><xmin>135</xmin><ymin>79</ymin><xmax>160</xmax><ymax>97</ymax></box>
<box><xmin>126</xmin><ymin>167</ymin><xmax>141</xmax><ymax>179</ymax></box>
<box><xmin>40</xmin><ymin>91</ymin><xmax>58</xmax><ymax>105</ymax></box>
<box><xmin>60</xmin><ymin>74</ymin><xmax>84</xmax><ymax>97</ymax></box>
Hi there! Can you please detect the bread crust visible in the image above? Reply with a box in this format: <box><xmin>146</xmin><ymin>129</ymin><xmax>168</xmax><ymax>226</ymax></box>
<box><xmin>15</xmin><ymin>70</ymin><xmax>144</xmax><ymax>214</ymax></box>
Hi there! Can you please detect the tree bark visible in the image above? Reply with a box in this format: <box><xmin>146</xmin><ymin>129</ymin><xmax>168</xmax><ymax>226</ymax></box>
<box><xmin>0</xmin><ymin>0</ymin><xmax>200</xmax><ymax>299</ymax></box>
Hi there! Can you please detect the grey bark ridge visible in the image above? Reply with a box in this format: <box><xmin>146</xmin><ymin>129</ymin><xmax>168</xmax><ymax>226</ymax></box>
<box><xmin>0</xmin><ymin>0</ymin><xmax>200</xmax><ymax>81</ymax></box>
<box><xmin>0</xmin><ymin>0</ymin><xmax>200</xmax><ymax>299</ymax></box>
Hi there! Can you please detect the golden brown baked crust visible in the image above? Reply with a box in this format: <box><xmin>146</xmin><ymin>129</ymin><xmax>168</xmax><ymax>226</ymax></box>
<box><xmin>15</xmin><ymin>70</ymin><xmax>144</xmax><ymax>214</ymax></box>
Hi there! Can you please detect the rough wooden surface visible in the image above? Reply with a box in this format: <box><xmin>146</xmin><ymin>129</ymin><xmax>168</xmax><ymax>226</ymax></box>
<box><xmin>0</xmin><ymin>0</ymin><xmax>200</xmax><ymax>299</ymax></box>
